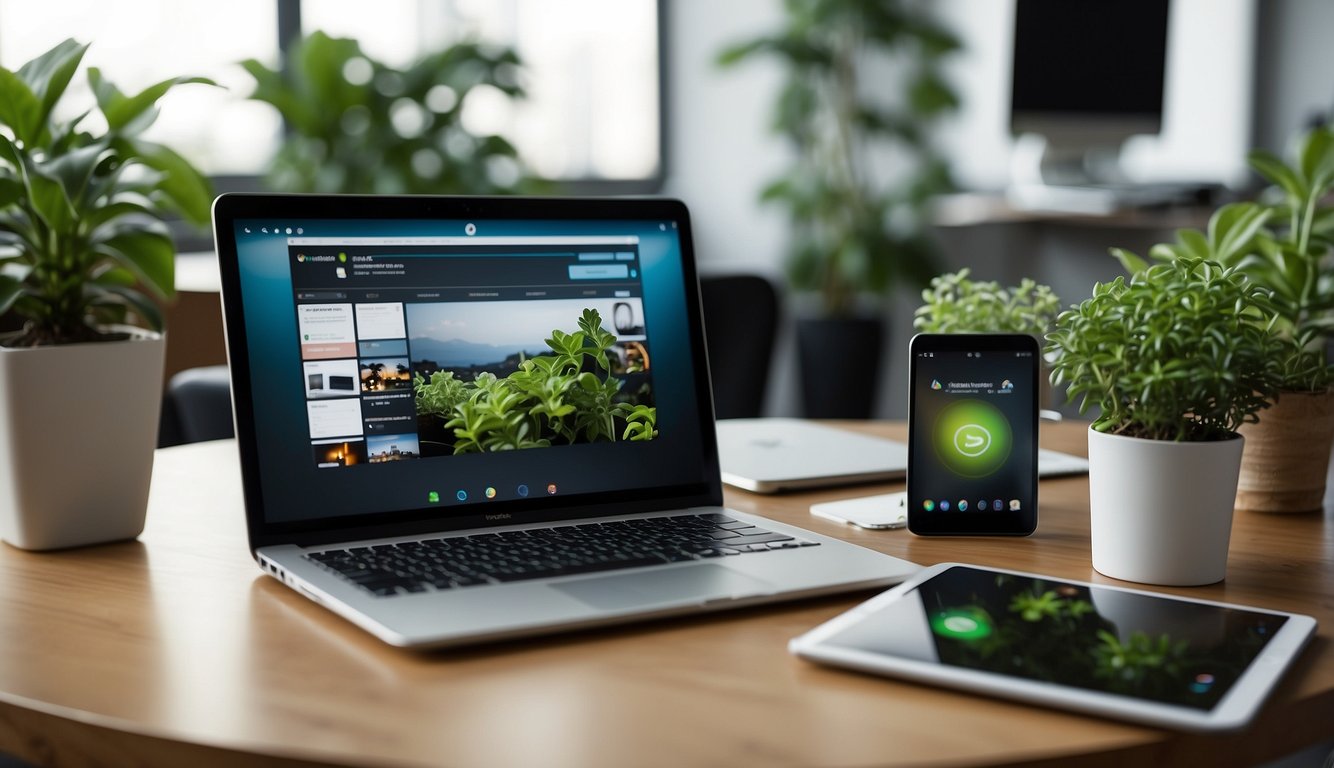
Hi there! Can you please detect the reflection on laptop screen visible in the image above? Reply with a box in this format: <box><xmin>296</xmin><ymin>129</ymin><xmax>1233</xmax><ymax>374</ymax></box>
<box><xmin>233</xmin><ymin>218</ymin><xmax>709</xmax><ymax>525</ymax></box>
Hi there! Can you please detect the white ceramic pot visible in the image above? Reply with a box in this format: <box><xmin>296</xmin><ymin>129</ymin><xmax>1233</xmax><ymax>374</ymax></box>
<box><xmin>0</xmin><ymin>330</ymin><xmax>165</xmax><ymax>550</ymax></box>
<box><xmin>1087</xmin><ymin>426</ymin><xmax>1243</xmax><ymax>586</ymax></box>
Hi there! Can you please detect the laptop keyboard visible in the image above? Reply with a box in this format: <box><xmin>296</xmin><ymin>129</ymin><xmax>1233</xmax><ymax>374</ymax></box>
<box><xmin>304</xmin><ymin>513</ymin><xmax>818</xmax><ymax>597</ymax></box>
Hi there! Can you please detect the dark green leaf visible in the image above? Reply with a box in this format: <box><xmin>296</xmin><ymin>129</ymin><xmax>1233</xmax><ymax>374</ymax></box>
<box><xmin>0</xmin><ymin>177</ymin><xmax>22</xmax><ymax>208</ymax></box>
<box><xmin>25</xmin><ymin>168</ymin><xmax>75</xmax><ymax>232</ymax></box>
<box><xmin>87</xmin><ymin>283</ymin><xmax>164</xmax><ymax>331</ymax></box>
<box><xmin>18</xmin><ymin>39</ymin><xmax>88</xmax><ymax>142</ymax></box>
<box><xmin>0</xmin><ymin>273</ymin><xmax>22</xmax><ymax>316</ymax></box>
<box><xmin>0</xmin><ymin>67</ymin><xmax>42</xmax><ymax>146</ymax></box>
<box><xmin>132</xmin><ymin>141</ymin><xmax>213</xmax><ymax>225</ymax></box>
<box><xmin>1248</xmin><ymin>149</ymin><xmax>1306</xmax><ymax>203</ymax></box>
<box><xmin>90</xmin><ymin>68</ymin><xmax>216</xmax><ymax>133</ymax></box>
<box><xmin>97</xmin><ymin>229</ymin><xmax>175</xmax><ymax>300</ymax></box>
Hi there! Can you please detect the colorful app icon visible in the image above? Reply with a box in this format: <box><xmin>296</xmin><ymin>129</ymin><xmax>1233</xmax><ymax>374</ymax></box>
<box><xmin>547</xmin><ymin>483</ymin><xmax>558</xmax><ymax>495</ymax></box>
<box><xmin>1001</xmin><ymin>379</ymin><xmax>1014</xmax><ymax>390</ymax></box>
<box><xmin>923</xmin><ymin>499</ymin><xmax>935</xmax><ymax>511</ymax></box>
<box><xmin>427</xmin><ymin>491</ymin><xmax>440</xmax><ymax>503</ymax></box>
<box><xmin>940</xmin><ymin>500</ymin><xmax>950</xmax><ymax>511</ymax></box>
<box><xmin>977</xmin><ymin>500</ymin><xmax>986</xmax><ymax>512</ymax></box>
<box><xmin>992</xmin><ymin>499</ymin><xmax>1003</xmax><ymax>511</ymax></box>
<box><xmin>485</xmin><ymin>487</ymin><xmax>497</xmax><ymax>499</ymax></box>
<box><xmin>958</xmin><ymin>499</ymin><xmax>969</xmax><ymax>512</ymax></box>
<box><xmin>338</xmin><ymin>251</ymin><xmax>348</xmax><ymax>262</ymax></box>
<box><xmin>930</xmin><ymin>379</ymin><xmax>943</xmax><ymax>391</ymax></box>
<box><xmin>517</xmin><ymin>484</ymin><xmax>529</xmax><ymax>498</ymax></box>
<box><xmin>456</xmin><ymin>490</ymin><xmax>468</xmax><ymax>501</ymax></box>
<box><xmin>1009</xmin><ymin>499</ymin><xmax>1021</xmax><ymax>511</ymax></box>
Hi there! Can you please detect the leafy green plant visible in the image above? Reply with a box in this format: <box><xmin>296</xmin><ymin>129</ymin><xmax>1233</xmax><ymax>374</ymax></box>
<box><xmin>414</xmin><ymin>309</ymin><xmax>656</xmax><ymax>454</ymax></box>
<box><xmin>0</xmin><ymin>39</ymin><xmax>215</xmax><ymax>346</ymax></box>
<box><xmin>1111</xmin><ymin>126</ymin><xmax>1334</xmax><ymax>391</ymax></box>
<box><xmin>914</xmin><ymin>268</ymin><xmax>1061</xmax><ymax>338</ymax></box>
<box><xmin>1092</xmin><ymin>630</ymin><xmax>1189</xmax><ymax>693</ymax></box>
<box><xmin>243</xmin><ymin>31</ymin><xmax>535</xmax><ymax>195</ymax></box>
<box><xmin>717</xmin><ymin>0</ymin><xmax>961</xmax><ymax>316</ymax></box>
<box><xmin>1046</xmin><ymin>258</ymin><xmax>1285</xmax><ymax>442</ymax></box>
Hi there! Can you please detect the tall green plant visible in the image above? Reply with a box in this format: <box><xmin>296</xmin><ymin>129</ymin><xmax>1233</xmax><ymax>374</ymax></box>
<box><xmin>1111</xmin><ymin>126</ymin><xmax>1334</xmax><ymax>391</ymax></box>
<box><xmin>0</xmin><ymin>40</ymin><xmax>215</xmax><ymax>346</ymax></box>
<box><xmin>243</xmin><ymin>32</ymin><xmax>535</xmax><ymax>195</ymax></box>
<box><xmin>718</xmin><ymin>0</ymin><xmax>961</xmax><ymax>316</ymax></box>
<box><xmin>1046</xmin><ymin>258</ymin><xmax>1285</xmax><ymax>442</ymax></box>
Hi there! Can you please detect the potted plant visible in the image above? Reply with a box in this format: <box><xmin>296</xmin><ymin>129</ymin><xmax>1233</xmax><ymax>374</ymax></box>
<box><xmin>0</xmin><ymin>40</ymin><xmax>214</xmax><ymax>550</ymax></box>
<box><xmin>718</xmin><ymin>0</ymin><xmax>961</xmax><ymax>418</ymax></box>
<box><xmin>1112</xmin><ymin>126</ymin><xmax>1334</xmax><ymax>512</ymax></box>
<box><xmin>242</xmin><ymin>31</ymin><xmax>537</xmax><ymax>195</ymax></box>
<box><xmin>1046</xmin><ymin>258</ymin><xmax>1285</xmax><ymax>585</ymax></box>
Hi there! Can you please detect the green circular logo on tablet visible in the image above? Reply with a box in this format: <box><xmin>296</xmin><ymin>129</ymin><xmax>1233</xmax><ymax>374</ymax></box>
<box><xmin>934</xmin><ymin>399</ymin><xmax>1012</xmax><ymax>478</ymax></box>
<box><xmin>930</xmin><ymin>608</ymin><xmax>993</xmax><ymax>641</ymax></box>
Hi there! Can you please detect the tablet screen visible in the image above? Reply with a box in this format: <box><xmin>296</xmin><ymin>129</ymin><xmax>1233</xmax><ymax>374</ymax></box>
<box><xmin>824</xmin><ymin>566</ymin><xmax>1288</xmax><ymax>710</ymax></box>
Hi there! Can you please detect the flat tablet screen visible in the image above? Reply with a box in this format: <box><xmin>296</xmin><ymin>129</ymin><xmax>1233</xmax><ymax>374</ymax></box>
<box><xmin>820</xmin><ymin>565</ymin><xmax>1288</xmax><ymax>711</ymax></box>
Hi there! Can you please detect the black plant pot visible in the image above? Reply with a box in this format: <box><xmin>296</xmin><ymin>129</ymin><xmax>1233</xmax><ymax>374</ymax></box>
<box><xmin>796</xmin><ymin>316</ymin><xmax>884</xmax><ymax>419</ymax></box>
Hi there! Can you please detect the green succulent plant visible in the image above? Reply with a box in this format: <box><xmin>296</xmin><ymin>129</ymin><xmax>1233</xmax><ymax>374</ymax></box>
<box><xmin>1111</xmin><ymin>126</ymin><xmax>1334</xmax><ymax>392</ymax></box>
<box><xmin>1046</xmin><ymin>258</ymin><xmax>1285</xmax><ymax>442</ymax></box>
<box><xmin>914</xmin><ymin>268</ymin><xmax>1061</xmax><ymax>339</ymax></box>
<box><xmin>0</xmin><ymin>39</ymin><xmax>215</xmax><ymax>346</ymax></box>
<box><xmin>243</xmin><ymin>31</ymin><xmax>536</xmax><ymax>195</ymax></box>
<box><xmin>717</xmin><ymin>0</ymin><xmax>961</xmax><ymax>316</ymax></box>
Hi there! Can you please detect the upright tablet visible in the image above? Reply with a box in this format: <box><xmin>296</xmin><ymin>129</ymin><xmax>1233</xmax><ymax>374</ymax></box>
<box><xmin>790</xmin><ymin>563</ymin><xmax>1316</xmax><ymax>732</ymax></box>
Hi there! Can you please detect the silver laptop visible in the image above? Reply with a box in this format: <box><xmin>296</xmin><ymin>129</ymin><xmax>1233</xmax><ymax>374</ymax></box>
<box><xmin>718</xmin><ymin>418</ymin><xmax>1090</xmax><ymax>493</ymax></box>
<box><xmin>213</xmin><ymin>194</ymin><xmax>916</xmax><ymax>649</ymax></box>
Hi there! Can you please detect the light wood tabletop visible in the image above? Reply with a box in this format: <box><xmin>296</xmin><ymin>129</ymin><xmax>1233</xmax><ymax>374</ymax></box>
<box><xmin>0</xmin><ymin>421</ymin><xmax>1330</xmax><ymax>768</ymax></box>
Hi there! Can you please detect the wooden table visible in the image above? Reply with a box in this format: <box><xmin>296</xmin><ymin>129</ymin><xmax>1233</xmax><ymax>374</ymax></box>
<box><xmin>0</xmin><ymin>422</ymin><xmax>1330</xmax><ymax>767</ymax></box>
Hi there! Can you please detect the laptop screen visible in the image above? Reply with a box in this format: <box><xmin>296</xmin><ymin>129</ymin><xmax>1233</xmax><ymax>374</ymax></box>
<box><xmin>221</xmin><ymin>199</ymin><xmax>717</xmax><ymax>538</ymax></box>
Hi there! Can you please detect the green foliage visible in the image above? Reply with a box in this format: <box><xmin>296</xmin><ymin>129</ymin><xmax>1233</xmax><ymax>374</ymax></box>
<box><xmin>413</xmin><ymin>309</ymin><xmax>655</xmax><ymax>454</ymax></box>
<box><xmin>1046</xmin><ymin>258</ymin><xmax>1285</xmax><ymax>442</ymax></box>
<box><xmin>243</xmin><ymin>31</ymin><xmax>539</xmax><ymax>195</ymax></box>
<box><xmin>1110</xmin><ymin>126</ymin><xmax>1334</xmax><ymax>391</ymax></box>
<box><xmin>1092</xmin><ymin>630</ymin><xmax>1189</xmax><ymax>691</ymax></box>
<box><xmin>0</xmin><ymin>39</ymin><xmax>215</xmax><ymax>346</ymax></box>
<box><xmin>717</xmin><ymin>0</ymin><xmax>961</xmax><ymax>316</ymax></box>
<box><xmin>1009</xmin><ymin>590</ymin><xmax>1093</xmax><ymax>624</ymax></box>
<box><xmin>913</xmin><ymin>268</ymin><xmax>1061</xmax><ymax>338</ymax></box>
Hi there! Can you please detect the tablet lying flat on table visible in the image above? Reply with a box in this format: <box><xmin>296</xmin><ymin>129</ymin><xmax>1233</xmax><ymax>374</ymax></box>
<box><xmin>790</xmin><ymin>563</ymin><xmax>1315</xmax><ymax>732</ymax></box>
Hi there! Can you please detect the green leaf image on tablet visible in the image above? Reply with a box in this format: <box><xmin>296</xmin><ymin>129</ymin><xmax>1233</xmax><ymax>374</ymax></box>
<box><xmin>933</xmin><ymin>399</ymin><xmax>1012</xmax><ymax>478</ymax></box>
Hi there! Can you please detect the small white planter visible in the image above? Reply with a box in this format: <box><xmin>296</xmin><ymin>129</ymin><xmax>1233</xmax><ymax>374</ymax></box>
<box><xmin>0</xmin><ymin>331</ymin><xmax>165</xmax><ymax>550</ymax></box>
<box><xmin>1087</xmin><ymin>426</ymin><xmax>1243</xmax><ymax>586</ymax></box>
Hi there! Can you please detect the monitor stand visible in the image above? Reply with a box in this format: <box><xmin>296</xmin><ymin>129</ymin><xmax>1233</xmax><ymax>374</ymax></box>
<box><xmin>1005</xmin><ymin>134</ymin><xmax>1209</xmax><ymax>215</ymax></box>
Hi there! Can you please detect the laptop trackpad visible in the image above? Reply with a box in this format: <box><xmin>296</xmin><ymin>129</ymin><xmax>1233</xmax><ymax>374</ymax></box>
<box><xmin>554</xmin><ymin>565</ymin><xmax>775</xmax><ymax>611</ymax></box>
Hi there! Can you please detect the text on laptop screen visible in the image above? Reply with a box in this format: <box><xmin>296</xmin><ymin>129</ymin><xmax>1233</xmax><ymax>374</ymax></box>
<box><xmin>233</xmin><ymin>218</ymin><xmax>708</xmax><ymax>525</ymax></box>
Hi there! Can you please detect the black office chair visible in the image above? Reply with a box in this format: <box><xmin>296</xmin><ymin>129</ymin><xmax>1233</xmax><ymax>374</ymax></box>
<box><xmin>699</xmin><ymin>274</ymin><xmax>780</xmax><ymax>419</ymax></box>
<box><xmin>160</xmin><ymin>365</ymin><xmax>235</xmax><ymax>447</ymax></box>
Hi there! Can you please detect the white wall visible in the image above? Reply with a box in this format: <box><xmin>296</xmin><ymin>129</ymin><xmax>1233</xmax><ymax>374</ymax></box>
<box><xmin>662</xmin><ymin>0</ymin><xmax>789</xmax><ymax>278</ymax></box>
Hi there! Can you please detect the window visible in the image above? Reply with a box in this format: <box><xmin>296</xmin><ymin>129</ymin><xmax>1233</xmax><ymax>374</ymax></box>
<box><xmin>0</xmin><ymin>0</ymin><xmax>282</xmax><ymax>175</ymax></box>
<box><xmin>0</xmin><ymin>0</ymin><xmax>663</xmax><ymax>187</ymax></box>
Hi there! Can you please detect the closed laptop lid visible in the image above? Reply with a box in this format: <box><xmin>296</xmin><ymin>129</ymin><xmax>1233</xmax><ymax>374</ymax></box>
<box><xmin>212</xmin><ymin>195</ymin><xmax>722</xmax><ymax>553</ymax></box>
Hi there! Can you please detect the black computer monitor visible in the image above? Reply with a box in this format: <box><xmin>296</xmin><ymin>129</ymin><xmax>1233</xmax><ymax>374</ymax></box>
<box><xmin>1010</xmin><ymin>0</ymin><xmax>1171</xmax><ymax>150</ymax></box>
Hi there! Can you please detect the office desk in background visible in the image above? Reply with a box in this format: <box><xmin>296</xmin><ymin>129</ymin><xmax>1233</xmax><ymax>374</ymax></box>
<box><xmin>0</xmin><ymin>422</ymin><xmax>1330</xmax><ymax>768</ymax></box>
